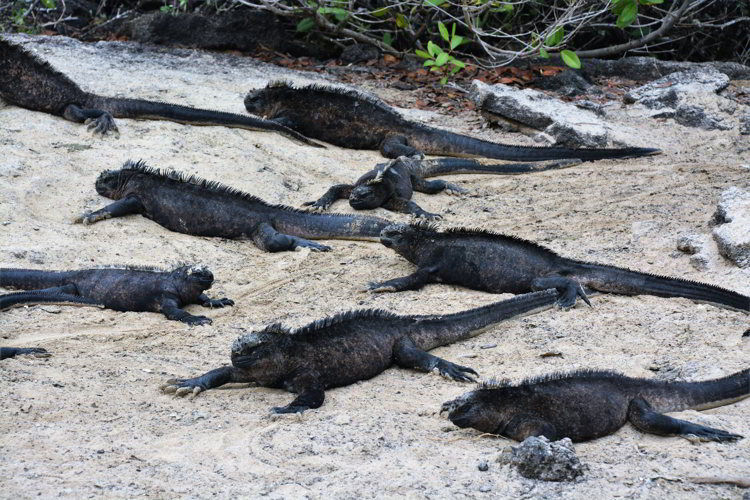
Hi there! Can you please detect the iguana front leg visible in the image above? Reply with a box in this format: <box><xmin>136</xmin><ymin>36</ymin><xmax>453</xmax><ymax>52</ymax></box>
<box><xmin>380</xmin><ymin>135</ymin><xmax>424</xmax><ymax>159</ymax></box>
<box><xmin>393</xmin><ymin>337</ymin><xmax>477</xmax><ymax>382</ymax></box>
<box><xmin>368</xmin><ymin>265</ymin><xmax>439</xmax><ymax>293</ymax></box>
<box><xmin>411</xmin><ymin>177</ymin><xmax>467</xmax><ymax>195</ymax></box>
<box><xmin>251</xmin><ymin>222</ymin><xmax>331</xmax><ymax>252</ymax></box>
<box><xmin>302</xmin><ymin>184</ymin><xmax>354</xmax><ymax>211</ymax></box>
<box><xmin>273</xmin><ymin>371</ymin><xmax>325</xmax><ymax>414</ymax></box>
<box><xmin>198</xmin><ymin>293</ymin><xmax>234</xmax><ymax>308</ymax></box>
<box><xmin>382</xmin><ymin>197</ymin><xmax>441</xmax><ymax>219</ymax></box>
<box><xmin>161</xmin><ymin>366</ymin><xmax>240</xmax><ymax>398</ymax></box>
<box><xmin>531</xmin><ymin>276</ymin><xmax>591</xmax><ymax>309</ymax></box>
<box><xmin>62</xmin><ymin>104</ymin><xmax>119</xmax><ymax>135</ymax></box>
<box><xmin>160</xmin><ymin>296</ymin><xmax>212</xmax><ymax>326</ymax></box>
<box><xmin>627</xmin><ymin>397</ymin><xmax>742</xmax><ymax>442</ymax></box>
<box><xmin>76</xmin><ymin>196</ymin><xmax>144</xmax><ymax>225</ymax></box>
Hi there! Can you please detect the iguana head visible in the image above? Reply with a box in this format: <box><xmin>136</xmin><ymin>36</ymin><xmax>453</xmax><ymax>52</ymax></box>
<box><xmin>379</xmin><ymin>223</ymin><xmax>419</xmax><ymax>251</ymax></box>
<box><xmin>244</xmin><ymin>81</ymin><xmax>291</xmax><ymax>118</ymax></box>
<box><xmin>230</xmin><ymin>324</ymin><xmax>290</xmax><ymax>382</ymax></box>
<box><xmin>440</xmin><ymin>389</ymin><xmax>507</xmax><ymax>434</ymax></box>
<box><xmin>172</xmin><ymin>265</ymin><xmax>214</xmax><ymax>290</ymax></box>
<box><xmin>95</xmin><ymin>169</ymin><xmax>129</xmax><ymax>199</ymax></box>
<box><xmin>350</xmin><ymin>184</ymin><xmax>388</xmax><ymax>209</ymax></box>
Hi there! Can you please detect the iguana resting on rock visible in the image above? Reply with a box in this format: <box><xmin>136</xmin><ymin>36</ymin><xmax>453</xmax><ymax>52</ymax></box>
<box><xmin>442</xmin><ymin>369</ymin><xmax>749</xmax><ymax>443</ymax></box>
<box><xmin>369</xmin><ymin>222</ymin><xmax>750</xmax><ymax>313</ymax></box>
<box><xmin>0</xmin><ymin>265</ymin><xmax>232</xmax><ymax>325</ymax></box>
<box><xmin>0</xmin><ymin>38</ymin><xmax>319</xmax><ymax>146</ymax></box>
<box><xmin>161</xmin><ymin>289</ymin><xmax>559</xmax><ymax>413</ymax></box>
<box><xmin>244</xmin><ymin>81</ymin><xmax>660</xmax><ymax>160</ymax></box>
<box><xmin>77</xmin><ymin>161</ymin><xmax>392</xmax><ymax>252</ymax></box>
<box><xmin>1</xmin><ymin>347</ymin><xmax>49</xmax><ymax>360</ymax></box>
<box><xmin>304</xmin><ymin>156</ymin><xmax>580</xmax><ymax>219</ymax></box>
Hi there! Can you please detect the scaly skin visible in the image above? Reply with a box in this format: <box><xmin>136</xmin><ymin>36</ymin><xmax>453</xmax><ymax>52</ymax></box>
<box><xmin>442</xmin><ymin>369</ymin><xmax>749</xmax><ymax>443</ymax></box>
<box><xmin>161</xmin><ymin>289</ymin><xmax>559</xmax><ymax>413</ymax></box>
<box><xmin>369</xmin><ymin>222</ymin><xmax>750</xmax><ymax>314</ymax></box>
<box><xmin>77</xmin><ymin>161</ymin><xmax>392</xmax><ymax>253</ymax></box>
<box><xmin>0</xmin><ymin>37</ymin><xmax>319</xmax><ymax>146</ymax></box>
<box><xmin>0</xmin><ymin>265</ymin><xmax>232</xmax><ymax>325</ymax></box>
<box><xmin>0</xmin><ymin>347</ymin><xmax>50</xmax><ymax>360</ymax></box>
<box><xmin>244</xmin><ymin>81</ymin><xmax>661</xmax><ymax>160</ymax></box>
<box><xmin>304</xmin><ymin>156</ymin><xmax>581</xmax><ymax>219</ymax></box>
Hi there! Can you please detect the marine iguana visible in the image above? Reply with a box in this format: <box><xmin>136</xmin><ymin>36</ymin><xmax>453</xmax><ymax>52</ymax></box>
<box><xmin>77</xmin><ymin>161</ymin><xmax>392</xmax><ymax>253</ymax></box>
<box><xmin>441</xmin><ymin>369</ymin><xmax>749</xmax><ymax>443</ymax></box>
<box><xmin>0</xmin><ymin>38</ymin><xmax>319</xmax><ymax>146</ymax></box>
<box><xmin>161</xmin><ymin>288</ymin><xmax>559</xmax><ymax>413</ymax></box>
<box><xmin>1</xmin><ymin>347</ymin><xmax>49</xmax><ymax>360</ymax></box>
<box><xmin>303</xmin><ymin>156</ymin><xmax>581</xmax><ymax>219</ymax></box>
<box><xmin>369</xmin><ymin>222</ymin><xmax>750</xmax><ymax>312</ymax></box>
<box><xmin>244</xmin><ymin>81</ymin><xmax>660</xmax><ymax>160</ymax></box>
<box><xmin>0</xmin><ymin>265</ymin><xmax>232</xmax><ymax>325</ymax></box>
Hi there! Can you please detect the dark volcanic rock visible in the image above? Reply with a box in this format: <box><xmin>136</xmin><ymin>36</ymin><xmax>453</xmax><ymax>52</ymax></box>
<box><xmin>497</xmin><ymin>436</ymin><xmax>586</xmax><ymax>482</ymax></box>
<box><xmin>534</xmin><ymin>70</ymin><xmax>596</xmax><ymax>98</ymax></box>
<box><xmin>340</xmin><ymin>44</ymin><xmax>380</xmax><ymax>64</ymax></box>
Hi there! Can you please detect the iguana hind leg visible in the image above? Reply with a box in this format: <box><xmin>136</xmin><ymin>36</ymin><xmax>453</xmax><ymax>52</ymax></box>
<box><xmin>382</xmin><ymin>197</ymin><xmax>441</xmax><ymax>219</ymax></box>
<box><xmin>251</xmin><ymin>222</ymin><xmax>331</xmax><ymax>252</ymax></box>
<box><xmin>393</xmin><ymin>338</ymin><xmax>477</xmax><ymax>382</ymax></box>
<box><xmin>77</xmin><ymin>196</ymin><xmax>143</xmax><ymax>225</ymax></box>
<box><xmin>381</xmin><ymin>135</ymin><xmax>423</xmax><ymax>159</ymax></box>
<box><xmin>160</xmin><ymin>297</ymin><xmax>212</xmax><ymax>326</ymax></box>
<box><xmin>627</xmin><ymin>397</ymin><xmax>743</xmax><ymax>442</ymax></box>
<box><xmin>531</xmin><ymin>276</ymin><xmax>591</xmax><ymax>309</ymax></box>
<box><xmin>62</xmin><ymin>104</ymin><xmax>119</xmax><ymax>135</ymax></box>
<box><xmin>412</xmin><ymin>177</ymin><xmax>467</xmax><ymax>195</ymax></box>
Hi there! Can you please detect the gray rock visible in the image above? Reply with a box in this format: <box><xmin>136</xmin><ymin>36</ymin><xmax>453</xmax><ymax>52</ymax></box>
<box><xmin>740</xmin><ymin>112</ymin><xmax>750</xmax><ymax>135</ymax></box>
<box><xmin>534</xmin><ymin>70</ymin><xmax>595</xmax><ymax>98</ymax></box>
<box><xmin>340</xmin><ymin>44</ymin><xmax>380</xmax><ymax>64</ymax></box>
<box><xmin>674</xmin><ymin>105</ymin><xmax>731</xmax><ymax>131</ymax></box>
<box><xmin>625</xmin><ymin>68</ymin><xmax>730</xmax><ymax>108</ymax></box>
<box><xmin>676</xmin><ymin>234</ymin><xmax>712</xmax><ymax>270</ymax></box>
<box><xmin>743</xmin><ymin>491</ymin><xmax>749</xmax><ymax>500</ymax></box>
<box><xmin>478</xmin><ymin>460</ymin><xmax>489</xmax><ymax>471</ymax></box>
<box><xmin>471</xmin><ymin>80</ymin><xmax>608</xmax><ymax>148</ymax></box>
<box><xmin>712</xmin><ymin>187</ymin><xmax>750</xmax><ymax>268</ymax></box>
<box><xmin>497</xmin><ymin>436</ymin><xmax>586</xmax><ymax>482</ymax></box>
<box><xmin>579</xmin><ymin>57</ymin><xmax>750</xmax><ymax>81</ymax></box>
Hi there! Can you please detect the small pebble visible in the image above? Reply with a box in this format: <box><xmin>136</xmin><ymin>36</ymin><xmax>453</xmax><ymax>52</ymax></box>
<box><xmin>478</xmin><ymin>461</ymin><xmax>489</xmax><ymax>472</ymax></box>
<box><xmin>479</xmin><ymin>485</ymin><xmax>492</xmax><ymax>492</ymax></box>
<box><xmin>480</xmin><ymin>344</ymin><xmax>497</xmax><ymax>350</ymax></box>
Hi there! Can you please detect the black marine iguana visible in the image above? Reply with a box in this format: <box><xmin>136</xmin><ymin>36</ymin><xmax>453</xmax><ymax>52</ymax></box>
<box><xmin>0</xmin><ymin>38</ymin><xmax>319</xmax><ymax>145</ymax></box>
<box><xmin>369</xmin><ymin>222</ymin><xmax>750</xmax><ymax>312</ymax></box>
<box><xmin>244</xmin><ymin>81</ymin><xmax>660</xmax><ymax>160</ymax></box>
<box><xmin>442</xmin><ymin>369</ymin><xmax>749</xmax><ymax>443</ymax></box>
<box><xmin>1</xmin><ymin>347</ymin><xmax>49</xmax><ymax>360</ymax></box>
<box><xmin>76</xmin><ymin>161</ymin><xmax>392</xmax><ymax>252</ymax></box>
<box><xmin>161</xmin><ymin>289</ymin><xmax>559</xmax><ymax>413</ymax></box>
<box><xmin>304</xmin><ymin>156</ymin><xmax>580</xmax><ymax>219</ymax></box>
<box><xmin>0</xmin><ymin>265</ymin><xmax>232</xmax><ymax>325</ymax></box>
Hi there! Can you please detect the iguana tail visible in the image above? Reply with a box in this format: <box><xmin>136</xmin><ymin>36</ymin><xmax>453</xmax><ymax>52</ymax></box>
<box><xmin>570</xmin><ymin>262</ymin><xmax>749</xmax><ymax>312</ymax></box>
<box><xmin>416</xmin><ymin>158</ymin><xmax>582</xmax><ymax>177</ymax></box>
<box><xmin>0</xmin><ymin>269</ymin><xmax>74</xmax><ymax>291</ymax></box>
<box><xmin>275</xmin><ymin>211</ymin><xmax>392</xmax><ymax>241</ymax></box>
<box><xmin>91</xmin><ymin>96</ymin><xmax>323</xmax><ymax>147</ymax></box>
<box><xmin>412</xmin><ymin>289</ymin><xmax>558</xmax><ymax>351</ymax></box>
<box><xmin>0</xmin><ymin>290</ymin><xmax>102</xmax><ymax>311</ymax></box>
<box><xmin>640</xmin><ymin>369</ymin><xmax>750</xmax><ymax>413</ymax></box>
<box><xmin>411</xmin><ymin>126</ymin><xmax>660</xmax><ymax>161</ymax></box>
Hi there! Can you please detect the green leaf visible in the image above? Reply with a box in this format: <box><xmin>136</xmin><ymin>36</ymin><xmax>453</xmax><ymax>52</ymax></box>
<box><xmin>438</xmin><ymin>21</ymin><xmax>450</xmax><ymax>42</ymax></box>
<box><xmin>545</xmin><ymin>26</ymin><xmax>564</xmax><ymax>47</ymax></box>
<box><xmin>440</xmin><ymin>76</ymin><xmax>448</xmax><ymax>85</ymax></box>
<box><xmin>450</xmin><ymin>58</ymin><xmax>466</xmax><ymax>69</ymax></box>
<box><xmin>450</xmin><ymin>35</ymin><xmax>463</xmax><ymax>50</ymax></box>
<box><xmin>450</xmin><ymin>65</ymin><xmax>461</xmax><ymax>75</ymax></box>
<box><xmin>435</xmin><ymin>52</ymin><xmax>450</xmax><ymax>66</ymax></box>
<box><xmin>539</xmin><ymin>47</ymin><xmax>549</xmax><ymax>59</ymax></box>
<box><xmin>318</xmin><ymin>7</ymin><xmax>349</xmax><ymax>22</ymax></box>
<box><xmin>423</xmin><ymin>0</ymin><xmax>447</xmax><ymax>6</ymax></box>
<box><xmin>451</xmin><ymin>22</ymin><xmax>456</xmax><ymax>37</ymax></box>
<box><xmin>639</xmin><ymin>0</ymin><xmax>663</xmax><ymax>4</ymax></box>
<box><xmin>427</xmin><ymin>40</ymin><xmax>440</xmax><ymax>57</ymax></box>
<box><xmin>296</xmin><ymin>17</ymin><xmax>315</xmax><ymax>32</ymax></box>
<box><xmin>616</xmin><ymin>2</ymin><xmax>638</xmax><ymax>28</ymax></box>
<box><xmin>383</xmin><ymin>32</ymin><xmax>393</xmax><ymax>46</ymax></box>
<box><xmin>40</xmin><ymin>0</ymin><xmax>56</xmax><ymax>6</ymax></box>
<box><xmin>372</xmin><ymin>7</ymin><xmax>389</xmax><ymax>17</ymax></box>
<box><xmin>560</xmin><ymin>50</ymin><xmax>581</xmax><ymax>69</ymax></box>
<box><xmin>423</xmin><ymin>60</ymin><xmax>436</xmax><ymax>67</ymax></box>
<box><xmin>395</xmin><ymin>13</ymin><xmax>408</xmax><ymax>28</ymax></box>
<box><xmin>415</xmin><ymin>49</ymin><xmax>432</xmax><ymax>59</ymax></box>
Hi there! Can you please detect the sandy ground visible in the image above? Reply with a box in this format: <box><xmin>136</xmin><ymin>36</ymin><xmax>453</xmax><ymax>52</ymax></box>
<box><xmin>0</xmin><ymin>34</ymin><xmax>748</xmax><ymax>499</ymax></box>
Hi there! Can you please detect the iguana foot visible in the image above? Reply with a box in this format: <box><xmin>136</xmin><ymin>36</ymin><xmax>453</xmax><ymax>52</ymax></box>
<box><xmin>682</xmin><ymin>424</ymin><xmax>743</xmax><ymax>442</ymax></box>
<box><xmin>412</xmin><ymin>211</ymin><xmax>442</xmax><ymax>220</ymax></box>
<box><xmin>201</xmin><ymin>298</ymin><xmax>234</xmax><ymax>308</ymax></box>
<box><xmin>75</xmin><ymin>211</ymin><xmax>110</xmax><ymax>225</ymax></box>
<box><xmin>181</xmin><ymin>315</ymin><xmax>213</xmax><ymax>326</ymax></box>
<box><xmin>271</xmin><ymin>404</ymin><xmax>309</xmax><ymax>415</ymax></box>
<box><xmin>293</xmin><ymin>239</ymin><xmax>331</xmax><ymax>252</ymax></box>
<box><xmin>161</xmin><ymin>378</ymin><xmax>205</xmax><ymax>398</ymax></box>
<box><xmin>436</xmin><ymin>360</ymin><xmax>478</xmax><ymax>382</ymax></box>
<box><xmin>85</xmin><ymin>113</ymin><xmax>119</xmax><ymax>136</ymax></box>
<box><xmin>301</xmin><ymin>201</ymin><xmax>330</xmax><ymax>212</ymax></box>
<box><xmin>444</xmin><ymin>183</ymin><xmax>468</xmax><ymax>195</ymax></box>
<box><xmin>366</xmin><ymin>282</ymin><xmax>397</xmax><ymax>293</ymax></box>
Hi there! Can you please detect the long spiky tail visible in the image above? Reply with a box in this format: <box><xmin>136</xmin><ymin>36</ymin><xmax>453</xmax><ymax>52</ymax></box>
<box><xmin>417</xmin><ymin>158</ymin><xmax>582</xmax><ymax>177</ymax></box>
